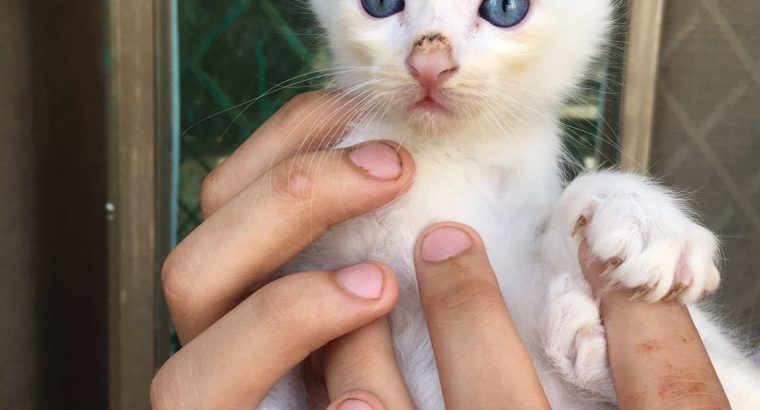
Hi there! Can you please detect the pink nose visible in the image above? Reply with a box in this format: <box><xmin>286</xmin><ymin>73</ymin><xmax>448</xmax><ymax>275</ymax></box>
<box><xmin>406</xmin><ymin>36</ymin><xmax>457</xmax><ymax>90</ymax></box>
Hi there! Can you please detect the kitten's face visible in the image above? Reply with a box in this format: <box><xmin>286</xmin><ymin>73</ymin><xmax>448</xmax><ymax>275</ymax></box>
<box><xmin>310</xmin><ymin>0</ymin><xmax>612</xmax><ymax>133</ymax></box>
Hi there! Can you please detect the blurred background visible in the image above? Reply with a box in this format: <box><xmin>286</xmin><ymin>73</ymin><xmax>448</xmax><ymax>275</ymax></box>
<box><xmin>1</xmin><ymin>0</ymin><xmax>758</xmax><ymax>408</ymax></box>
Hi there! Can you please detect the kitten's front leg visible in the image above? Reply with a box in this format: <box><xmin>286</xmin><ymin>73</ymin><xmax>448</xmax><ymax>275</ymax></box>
<box><xmin>554</xmin><ymin>171</ymin><xmax>721</xmax><ymax>303</ymax></box>
<box><xmin>542</xmin><ymin>171</ymin><xmax>721</xmax><ymax>402</ymax></box>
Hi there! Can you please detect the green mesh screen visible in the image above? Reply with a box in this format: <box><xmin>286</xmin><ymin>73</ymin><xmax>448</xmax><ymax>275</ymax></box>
<box><xmin>178</xmin><ymin>0</ymin><xmax>616</xmax><ymax>240</ymax></box>
<box><xmin>178</xmin><ymin>0</ymin><xmax>323</xmax><ymax>239</ymax></box>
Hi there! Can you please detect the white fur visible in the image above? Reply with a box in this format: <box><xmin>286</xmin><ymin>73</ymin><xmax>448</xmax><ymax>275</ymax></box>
<box><xmin>260</xmin><ymin>0</ymin><xmax>760</xmax><ymax>408</ymax></box>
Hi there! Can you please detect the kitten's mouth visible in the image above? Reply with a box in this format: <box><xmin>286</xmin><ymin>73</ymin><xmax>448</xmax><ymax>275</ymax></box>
<box><xmin>412</xmin><ymin>95</ymin><xmax>450</xmax><ymax>115</ymax></box>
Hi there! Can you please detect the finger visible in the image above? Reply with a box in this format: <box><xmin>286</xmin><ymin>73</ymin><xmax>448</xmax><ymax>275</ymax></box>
<box><xmin>201</xmin><ymin>91</ymin><xmax>365</xmax><ymax>218</ymax></box>
<box><xmin>323</xmin><ymin>318</ymin><xmax>415</xmax><ymax>409</ymax></box>
<box><xmin>151</xmin><ymin>263</ymin><xmax>399</xmax><ymax>410</ymax></box>
<box><xmin>414</xmin><ymin>223</ymin><xmax>550</xmax><ymax>409</ymax></box>
<box><xmin>579</xmin><ymin>239</ymin><xmax>611</xmax><ymax>295</ymax></box>
<box><xmin>326</xmin><ymin>390</ymin><xmax>389</xmax><ymax>410</ymax></box>
<box><xmin>164</xmin><ymin>141</ymin><xmax>414</xmax><ymax>343</ymax></box>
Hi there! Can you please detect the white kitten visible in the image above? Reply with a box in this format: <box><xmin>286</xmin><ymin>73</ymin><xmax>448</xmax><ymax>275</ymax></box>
<box><xmin>262</xmin><ymin>0</ymin><xmax>760</xmax><ymax>408</ymax></box>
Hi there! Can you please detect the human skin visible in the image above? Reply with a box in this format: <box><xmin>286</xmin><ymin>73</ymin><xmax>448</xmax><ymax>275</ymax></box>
<box><xmin>579</xmin><ymin>242</ymin><xmax>731</xmax><ymax>410</ymax></box>
<box><xmin>151</xmin><ymin>91</ymin><xmax>415</xmax><ymax>409</ymax></box>
<box><xmin>150</xmin><ymin>91</ymin><xmax>550</xmax><ymax>409</ymax></box>
<box><xmin>323</xmin><ymin>241</ymin><xmax>733</xmax><ymax>410</ymax></box>
<box><xmin>324</xmin><ymin>223</ymin><xmax>552</xmax><ymax>410</ymax></box>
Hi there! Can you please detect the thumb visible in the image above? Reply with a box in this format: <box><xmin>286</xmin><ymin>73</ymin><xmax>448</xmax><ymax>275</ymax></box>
<box><xmin>579</xmin><ymin>239</ymin><xmax>613</xmax><ymax>295</ymax></box>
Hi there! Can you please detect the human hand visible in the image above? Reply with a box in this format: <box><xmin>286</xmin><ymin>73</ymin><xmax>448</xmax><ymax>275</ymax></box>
<box><xmin>321</xmin><ymin>223</ymin><xmax>551</xmax><ymax>409</ymax></box>
<box><xmin>579</xmin><ymin>241</ymin><xmax>731</xmax><ymax>409</ymax></box>
<box><xmin>150</xmin><ymin>91</ymin><xmax>416</xmax><ymax>409</ymax></box>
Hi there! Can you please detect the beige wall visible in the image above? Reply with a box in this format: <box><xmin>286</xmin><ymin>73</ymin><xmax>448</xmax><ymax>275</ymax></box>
<box><xmin>649</xmin><ymin>0</ymin><xmax>760</xmax><ymax>344</ymax></box>
<box><xmin>0</xmin><ymin>0</ymin><xmax>107</xmax><ymax>407</ymax></box>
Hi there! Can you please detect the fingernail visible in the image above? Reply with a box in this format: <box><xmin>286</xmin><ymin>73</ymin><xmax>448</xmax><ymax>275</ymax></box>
<box><xmin>421</xmin><ymin>226</ymin><xmax>473</xmax><ymax>262</ymax></box>
<box><xmin>338</xmin><ymin>399</ymin><xmax>373</xmax><ymax>410</ymax></box>
<box><xmin>335</xmin><ymin>263</ymin><xmax>384</xmax><ymax>300</ymax></box>
<box><xmin>349</xmin><ymin>142</ymin><xmax>402</xmax><ymax>180</ymax></box>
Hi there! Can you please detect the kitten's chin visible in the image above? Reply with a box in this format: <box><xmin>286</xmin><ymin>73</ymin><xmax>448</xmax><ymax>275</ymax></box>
<box><xmin>402</xmin><ymin>98</ymin><xmax>458</xmax><ymax>134</ymax></box>
<box><xmin>405</xmin><ymin>108</ymin><xmax>454</xmax><ymax>134</ymax></box>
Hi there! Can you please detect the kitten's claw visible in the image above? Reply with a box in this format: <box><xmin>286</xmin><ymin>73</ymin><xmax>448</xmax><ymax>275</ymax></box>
<box><xmin>630</xmin><ymin>285</ymin><xmax>654</xmax><ymax>301</ymax></box>
<box><xmin>664</xmin><ymin>282</ymin><xmax>689</xmax><ymax>301</ymax></box>
<box><xmin>558</xmin><ymin>173</ymin><xmax>721</xmax><ymax>304</ymax></box>
<box><xmin>572</xmin><ymin>215</ymin><xmax>588</xmax><ymax>238</ymax></box>
<box><xmin>599</xmin><ymin>263</ymin><xmax>616</xmax><ymax>279</ymax></box>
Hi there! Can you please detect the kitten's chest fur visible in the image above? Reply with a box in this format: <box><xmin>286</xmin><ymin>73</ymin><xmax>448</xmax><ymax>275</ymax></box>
<box><xmin>295</xmin><ymin>142</ymin><xmax>554</xmax><ymax>267</ymax></box>
<box><xmin>287</xmin><ymin>138</ymin><xmax>564</xmax><ymax>405</ymax></box>
<box><xmin>291</xmin><ymin>133</ymin><xmax>562</xmax><ymax>329</ymax></box>
<box><xmin>296</xmin><ymin>119</ymin><xmax>563</xmax><ymax>265</ymax></box>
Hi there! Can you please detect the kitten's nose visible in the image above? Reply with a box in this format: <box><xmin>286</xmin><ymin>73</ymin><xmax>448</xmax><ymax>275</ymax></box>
<box><xmin>406</xmin><ymin>34</ymin><xmax>458</xmax><ymax>90</ymax></box>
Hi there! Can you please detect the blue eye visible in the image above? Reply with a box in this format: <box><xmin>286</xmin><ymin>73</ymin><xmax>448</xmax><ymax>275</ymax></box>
<box><xmin>361</xmin><ymin>0</ymin><xmax>405</xmax><ymax>18</ymax></box>
<box><xmin>479</xmin><ymin>0</ymin><xmax>530</xmax><ymax>28</ymax></box>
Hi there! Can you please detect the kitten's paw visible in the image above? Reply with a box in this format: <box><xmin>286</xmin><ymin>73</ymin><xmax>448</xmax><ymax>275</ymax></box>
<box><xmin>544</xmin><ymin>274</ymin><xmax>615</xmax><ymax>400</ymax></box>
<box><xmin>560</xmin><ymin>172</ymin><xmax>721</xmax><ymax>303</ymax></box>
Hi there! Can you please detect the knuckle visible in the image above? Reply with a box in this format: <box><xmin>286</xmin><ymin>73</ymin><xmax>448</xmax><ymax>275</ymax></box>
<box><xmin>161</xmin><ymin>251</ymin><xmax>197</xmax><ymax>315</ymax></box>
<box><xmin>250</xmin><ymin>281</ymin><xmax>322</xmax><ymax>354</ymax></box>
<box><xmin>200</xmin><ymin>170</ymin><xmax>222</xmax><ymax>217</ymax></box>
<box><xmin>336</xmin><ymin>351</ymin><xmax>366</xmax><ymax>374</ymax></box>
<box><xmin>330</xmin><ymin>349</ymin><xmax>374</xmax><ymax>380</ymax></box>
<box><xmin>149</xmin><ymin>372</ymin><xmax>168</xmax><ymax>408</ymax></box>
<box><xmin>252</xmin><ymin>284</ymin><xmax>301</xmax><ymax>327</ymax></box>
<box><xmin>150</xmin><ymin>368</ymin><xmax>179</xmax><ymax>410</ymax></box>
<box><xmin>278</xmin><ymin>92</ymin><xmax>319</xmax><ymax>124</ymax></box>
<box><xmin>423</xmin><ymin>273</ymin><xmax>500</xmax><ymax>326</ymax></box>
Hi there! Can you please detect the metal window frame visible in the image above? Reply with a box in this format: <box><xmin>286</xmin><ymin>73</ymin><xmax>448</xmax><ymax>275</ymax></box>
<box><xmin>619</xmin><ymin>0</ymin><xmax>665</xmax><ymax>172</ymax></box>
<box><xmin>106</xmin><ymin>0</ymin><xmax>176</xmax><ymax>407</ymax></box>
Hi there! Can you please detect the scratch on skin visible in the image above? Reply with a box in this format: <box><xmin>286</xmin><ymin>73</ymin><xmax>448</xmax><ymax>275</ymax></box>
<box><xmin>636</xmin><ymin>340</ymin><xmax>661</xmax><ymax>354</ymax></box>
<box><xmin>657</xmin><ymin>376</ymin><xmax>706</xmax><ymax>399</ymax></box>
